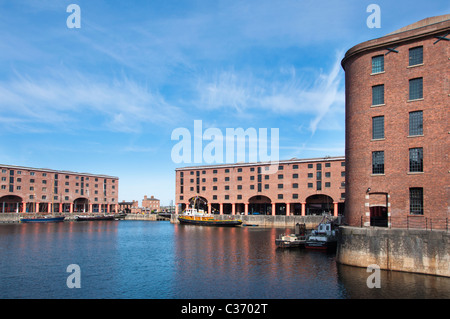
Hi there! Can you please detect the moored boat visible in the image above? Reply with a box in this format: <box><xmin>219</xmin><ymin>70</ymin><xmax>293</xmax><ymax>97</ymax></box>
<box><xmin>75</xmin><ymin>214</ymin><xmax>115</xmax><ymax>221</ymax></box>
<box><xmin>276</xmin><ymin>223</ymin><xmax>307</xmax><ymax>248</ymax></box>
<box><xmin>20</xmin><ymin>216</ymin><xmax>65</xmax><ymax>223</ymax></box>
<box><xmin>178</xmin><ymin>207</ymin><xmax>242</xmax><ymax>227</ymax></box>
<box><xmin>305</xmin><ymin>219</ymin><xmax>338</xmax><ymax>250</ymax></box>
<box><xmin>275</xmin><ymin>233</ymin><xmax>306</xmax><ymax>248</ymax></box>
<box><xmin>114</xmin><ymin>212</ymin><xmax>128</xmax><ymax>220</ymax></box>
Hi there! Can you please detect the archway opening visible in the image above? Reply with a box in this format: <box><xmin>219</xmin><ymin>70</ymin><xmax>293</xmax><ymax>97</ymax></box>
<box><xmin>305</xmin><ymin>195</ymin><xmax>333</xmax><ymax>215</ymax></box>
<box><xmin>74</xmin><ymin>198</ymin><xmax>89</xmax><ymax>213</ymax></box>
<box><xmin>248</xmin><ymin>195</ymin><xmax>272</xmax><ymax>215</ymax></box>
<box><xmin>188</xmin><ymin>196</ymin><xmax>208</xmax><ymax>212</ymax></box>
<box><xmin>0</xmin><ymin>195</ymin><xmax>23</xmax><ymax>213</ymax></box>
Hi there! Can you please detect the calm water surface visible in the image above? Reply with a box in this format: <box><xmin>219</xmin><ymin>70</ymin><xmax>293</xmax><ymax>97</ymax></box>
<box><xmin>0</xmin><ymin>221</ymin><xmax>449</xmax><ymax>299</ymax></box>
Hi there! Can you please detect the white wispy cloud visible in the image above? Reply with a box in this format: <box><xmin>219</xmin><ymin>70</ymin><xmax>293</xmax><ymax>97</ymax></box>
<box><xmin>0</xmin><ymin>69</ymin><xmax>184</xmax><ymax>133</ymax></box>
<box><xmin>196</xmin><ymin>51</ymin><xmax>345</xmax><ymax>134</ymax></box>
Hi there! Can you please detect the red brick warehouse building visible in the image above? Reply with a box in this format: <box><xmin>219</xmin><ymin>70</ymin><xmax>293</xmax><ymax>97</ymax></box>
<box><xmin>0</xmin><ymin>164</ymin><xmax>119</xmax><ymax>214</ymax></box>
<box><xmin>341</xmin><ymin>15</ymin><xmax>449</xmax><ymax>229</ymax></box>
<box><xmin>175</xmin><ymin>156</ymin><xmax>346</xmax><ymax>217</ymax></box>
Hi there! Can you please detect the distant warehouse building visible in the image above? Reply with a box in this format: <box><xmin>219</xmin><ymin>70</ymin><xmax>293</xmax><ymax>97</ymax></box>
<box><xmin>0</xmin><ymin>164</ymin><xmax>119</xmax><ymax>214</ymax></box>
<box><xmin>175</xmin><ymin>156</ymin><xmax>346</xmax><ymax>217</ymax></box>
<box><xmin>341</xmin><ymin>15</ymin><xmax>449</xmax><ymax>229</ymax></box>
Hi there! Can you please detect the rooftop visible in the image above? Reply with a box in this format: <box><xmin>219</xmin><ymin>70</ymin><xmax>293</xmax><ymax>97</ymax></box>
<box><xmin>342</xmin><ymin>14</ymin><xmax>450</xmax><ymax>68</ymax></box>
<box><xmin>0</xmin><ymin>164</ymin><xmax>119</xmax><ymax>179</ymax></box>
<box><xmin>175</xmin><ymin>156</ymin><xmax>345</xmax><ymax>171</ymax></box>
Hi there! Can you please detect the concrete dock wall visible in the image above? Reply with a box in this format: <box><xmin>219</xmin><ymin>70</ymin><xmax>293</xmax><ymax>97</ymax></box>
<box><xmin>336</xmin><ymin>226</ymin><xmax>450</xmax><ymax>277</ymax></box>
<box><xmin>171</xmin><ymin>214</ymin><xmax>338</xmax><ymax>229</ymax></box>
<box><xmin>0</xmin><ymin>213</ymin><xmax>20</xmax><ymax>223</ymax></box>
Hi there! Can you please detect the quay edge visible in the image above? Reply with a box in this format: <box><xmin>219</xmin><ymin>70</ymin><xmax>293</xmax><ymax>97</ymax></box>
<box><xmin>336</xmin><ymin>226</ymin><xmax>450</xmax><ymax>278</ymax></box>
<box><xmin>170</xmin><ymin>213</ymin><xmax>340</xmax><ymax>229</ymax></box>
<box><xmin>0</xmin><ymin>213</ymin><xmax>167</xmax><ymax>223</ymax></box>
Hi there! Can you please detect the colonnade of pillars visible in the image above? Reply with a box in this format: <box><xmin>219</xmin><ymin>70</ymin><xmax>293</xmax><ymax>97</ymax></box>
<box><xmin>176</xmin><ymin>202</ymin><xmax>339</xmax><ymax>217</ymax></box>
<box><xmin>1</xmin><ymin>202</ymin><xmax>119</xmax><ymax>214</ymax></box>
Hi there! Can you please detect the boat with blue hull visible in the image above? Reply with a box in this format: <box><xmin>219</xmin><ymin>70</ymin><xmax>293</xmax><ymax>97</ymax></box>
<box><xmin>20</xmin><ymin>216</ymin><xmax>65</xmax><ymax>223</ymax></box>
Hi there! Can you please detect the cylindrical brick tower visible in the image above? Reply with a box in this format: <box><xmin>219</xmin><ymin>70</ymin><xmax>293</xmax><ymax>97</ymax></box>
<box><xmin>341</xmin><ymin>15</ymin><xmax>449</xmax><ymax>229</ymax></box>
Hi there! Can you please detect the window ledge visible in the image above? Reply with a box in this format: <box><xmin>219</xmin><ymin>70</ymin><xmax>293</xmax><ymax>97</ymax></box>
<box><xmin>407</xmin><ymin>134</ymin><xmax>424</xmax><ymax>138</ymax></box>
<box><xmin>407</xmin><ymin>171</ymin><xmax>424</xmax><ymax>175</ymax></box>
<box><xmin>407</xmin><ymin>63</ymin><xmax>424</xmax><ymax>69</ymax></box>
<box><xmin>371</xmin><ymin>174</ymin><xmax>385</xmax><ymax>176</ymax></box>
<box><xmin>371</xmin><ymin>104</ymin><xmax>385</xmax><ymax>108</ymax></box>
<box><xmin>407</xmin><ymin>98</ymin><xmax>424</xmax><ymax>103</ymax></box>
<box><xmin>371</xmin><ymin>138</ymin><xmax>385</xmax><ymax>142</ymax></box>
<box><xmin>370</xmin><ymin>71</ymin><xmax>385</xmax><ymax>76</ymax></box>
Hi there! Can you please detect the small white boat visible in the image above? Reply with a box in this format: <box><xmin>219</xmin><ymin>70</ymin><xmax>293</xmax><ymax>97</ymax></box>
<box><xmin>276</xmin><ymin>223</ymin><xmax>307</xmax><ymax>248</ymax></box>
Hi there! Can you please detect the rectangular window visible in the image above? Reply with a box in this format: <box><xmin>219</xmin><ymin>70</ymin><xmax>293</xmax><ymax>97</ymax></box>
<box><xmin>372</xmin><ymin>84</ymin><xmax>385</xmax><ymax>105</ymax></box>
<box><xmin>409</xmin><ymin>46</ymin><xmax>423</xmax><ymax>66</ymax></box>
<box><xmin>409</xmin><ymin>148</ymin><xmax>423</xmax><ymax>172</ymax></box>
<box><xmin>317</xmin><ymin>181</ymin><xmax>322</xmax><ymax>191</ymax></box>
<box><xmin>372</xmin><ymin>55</ymin><xmax>384</xmax><ymax>73</ymax></box>
<box><xmin>293</xmin><ymin>194</ymin><xmax>298</xmax><ymax>199</ymax></box>
<box><xmin>409</xmin><ymin>111</ymin><xmax>423</xmax><ymax>136</ymax></box>
<box><xmin>278</xmin><ymin>184</ymin><xmax>283</xmax><ymax>189</ymax></box>
<box><xmin>372</xmin><ymin>151</ymin><xmax>385</xmax><ymax>174</ymax></box>
<box><xmin>372</xmin><ymin>116</ymin><xmax>385</xmax><ymax>139</ymax></box>
<box><xmin>409</xmin><ymin>78</ymin><xmax>423</xmax><ymax>100</ymax></box>
<box><xmin>316</xmin><ymin>171</ymin><xmax>322</xmax><ymax>181</ymax></box>
<box><xmin>410</xmin><ymin>188</ymin><xmax>423</xmax><ymax>215</ymax></box>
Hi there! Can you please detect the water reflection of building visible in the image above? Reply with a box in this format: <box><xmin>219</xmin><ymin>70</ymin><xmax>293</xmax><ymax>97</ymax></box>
<box><xmin>175</xmin><ymin>156</ymin><xmax>346</xmax><ymax>217</ymax></box>
<box><xmin>0</xmin><ymin>164</ymin><xmax>119</xmax><ymax>214</ymax></box>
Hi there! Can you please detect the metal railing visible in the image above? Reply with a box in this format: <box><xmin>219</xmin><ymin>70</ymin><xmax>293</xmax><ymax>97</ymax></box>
<box><xmin>360</xmin><ymin>215</ymin><xmax>449</xmax><ymax>231</ymax></box>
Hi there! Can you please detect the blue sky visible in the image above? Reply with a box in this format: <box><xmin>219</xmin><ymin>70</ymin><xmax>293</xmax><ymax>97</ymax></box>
<box><xmin>0</xmin><ymin>0</ymin><xmax>448</xmax><ymax>205</ymax></box>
